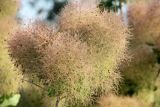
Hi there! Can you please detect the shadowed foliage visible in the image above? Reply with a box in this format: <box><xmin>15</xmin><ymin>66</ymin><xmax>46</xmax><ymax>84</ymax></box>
<box><xmin>97</xmin><ymin>95</ymin><xmax>144</xmax><ymax>107</ymax></box>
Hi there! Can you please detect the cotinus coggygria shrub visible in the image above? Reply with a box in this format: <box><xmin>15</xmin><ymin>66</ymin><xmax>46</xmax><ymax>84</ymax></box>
<box><xmin>0</xmin><ymin>0</ymin><xmax>21</xmax><ymax>99</ymax></box>
<box><xmin>8</xmin><ymin>2</ymin><xmax>130</xmax><ymax>107</ymax></box>
<box><xmin>120</xmin><ymin>0</ymin><xmax>160</xmax><ymax>106</ymax></box>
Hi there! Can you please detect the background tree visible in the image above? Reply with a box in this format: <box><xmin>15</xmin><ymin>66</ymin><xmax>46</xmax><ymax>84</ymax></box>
<box><xmin>99</xmin><ymin>0</ymin><xmax>126</xmax><ymax>12</ymax></box>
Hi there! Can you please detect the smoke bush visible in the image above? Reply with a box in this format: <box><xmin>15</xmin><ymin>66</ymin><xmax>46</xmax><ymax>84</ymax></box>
<box><xmin>121</xmin><ymin>0</ymin><xmax>160</xmax><ymax>106</ymax></box>
<box><xmin>120</xmin><ymin>45</ymin><xmax>157</xmax><ymax>95</ymax></box>
<box><xmin>0</xmin><ymin>41</ymin><xmax>21</xmax><ymax>96</ymax></box>
<box><xmin>128</xmin><ymin>0</ymin><xmax>160</xmax><ymax>46</ymax></box>
<box><xmin>8</xmin><ymin>3</ymin><xmax>129</xmax><ymax>107</ymax></box>
<box><xmin>124</xmin><ymin>0</ymin><xmax>160</xmax><ymax>90</ymax></box>
<box><xmin>0</xmin><ymin>2</ymin><xmax>22</xmax><ymax>97</ymax></box>
<box><xmin>0</xmin><ymin>25</ymin><xmax>21</xmax><ymax>96</ymax></box>
<box><xmin>127</xmin><ymin>1</ymin><xmax>148</xmax><ymax>46</ymax></box>
<box><xmin>43</xmin><ymin>34</ymin><xmax>94</xmax><ymax>106</ymax></box>
<box><xmin>9</xmin><ymin>26</ymin><xmax>94</xmax><ymax>106</ymax></box>
<box><xmin>59</xmin><ymin>3</ymin><xmax>129</xmax><ymax>95</ymax></box>
<box><xmin>8</xmin><ymin>24</ymin><xmax>51</xmax><ymax>79</ymax></box>
<box><xmin>0</xmin><ymin>0</ymin><xmax>17</xmax><ymax>18</ymax></box>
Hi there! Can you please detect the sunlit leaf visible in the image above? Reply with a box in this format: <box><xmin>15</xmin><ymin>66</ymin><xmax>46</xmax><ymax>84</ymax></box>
<box><xmin>0</xmin><ymin>94</ymin><xmax>21</xmax><ymax>107</ymax></box>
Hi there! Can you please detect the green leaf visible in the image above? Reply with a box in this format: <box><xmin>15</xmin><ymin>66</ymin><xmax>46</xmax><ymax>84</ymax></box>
<box><xmin>0</xmin><ymin>94</ymin><xmax>21</xmax><ymax>107</ymax></box>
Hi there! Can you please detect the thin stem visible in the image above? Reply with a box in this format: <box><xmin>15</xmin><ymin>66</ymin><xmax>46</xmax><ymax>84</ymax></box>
<box><xmin>21</xmin><ymin>79</ymin><xmax>46</xmax><ymax>91</ymax></box>
<box><xmin>115</xmin><ymin>0</ymin><xmax>117</xmax><ymax>12</ymax></box>
<box><xmin>55</xmin><ymin>96</ymin><xmax>60</xmax><ymax>107</ymax></box>
<box><xmin>155</xmin><ymin>69</ymin><xmax>160</xmax><ymax>82</ymax></box>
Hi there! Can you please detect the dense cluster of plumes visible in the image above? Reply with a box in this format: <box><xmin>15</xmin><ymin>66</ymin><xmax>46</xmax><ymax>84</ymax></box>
<box><xmin>143</xmin><ymin>0</ymin><xmax>160</xmax><ymax>47</ymax></box>
<box><xmin>59</xmin><ymin>4</ymin><xmax>129</xmax><ymax>95</ymax></box>
<box><xmin>97</xmin><ymin>95</ymin><xmax>143</xmax><ymax>107</ymax></box>
<box><xmin>128</xmin><ymin>0</ymin><xmax>160</xmax><ymax>46</ymax></box>
<box><xmin>43</xmin><ymin>34</ymin><xmax>94</xmax><ymax>106</ymax></box>
<box><xmin>120</xmin><ymin>0</ymin><xmax>160</xmax><ymax>106</ymax></box>
<box><xmin>127</xmin><ymin>1</ymin><xmax>148</xmax><ymax>45</ymax></box>
<box><xmin>8</xmin><ymin>24</ymin><xmax>51</xmax><ymax>80</ymax></box>
<box><xmin>8</xmin><ymin>3</ymin><xmax>129</xmax><ymax>107</ymax></box>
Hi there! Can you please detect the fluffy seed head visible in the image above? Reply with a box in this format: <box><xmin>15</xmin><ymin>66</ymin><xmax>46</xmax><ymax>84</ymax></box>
<box><xmin>8</xmin><ymin>24</ymin><xmax>51</xmax><ymax>80</ymax></box>
<box><xmin>8</xmin><ymin>3</ymin><xmax>130</xmax><ymax>106</ymax></box>
<box><xmin>59</xmin><ymin>4</ymin><xmax>129</xmax><ymax>95</ymax></box>
<box><xmin>128</xmin><ymin>0</ymin><xmax>160</xmax><ymax>46</ymax></box>
<box><xmin>43</xmin><ymin>33</ymin><xmax>94</xmax><ymax>106</ymax></box>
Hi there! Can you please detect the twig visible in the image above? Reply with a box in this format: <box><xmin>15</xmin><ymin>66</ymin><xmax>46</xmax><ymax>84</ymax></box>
<box><xmin>21</xmin><ymin>79</ymin><xmax>46</xmax><ymax>91</ymax></box>
<box><xmin>155</xmin><ymin>69</ymin><xmax>160</xmax><ymax>82</ymax></box>
<box><xmin>55</xmin><ymin>96</ymin><xmax>60</xmax><ymax>107</ymax></box>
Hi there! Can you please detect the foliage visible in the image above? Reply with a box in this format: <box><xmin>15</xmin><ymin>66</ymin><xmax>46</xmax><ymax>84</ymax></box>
<box><xmin>99</xmin><ymin>0</ymin><xmax>126</xmax><ymax>12</ymax></box>
<box><xmin>17</xmin><ymin>77</ymin><xmax>47</xmax><ymax>107</ymax></box>
<box><xmin>0</xmin><ymin>94</ymin><xmax>20</xmax><ymax>107</ymax></box>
